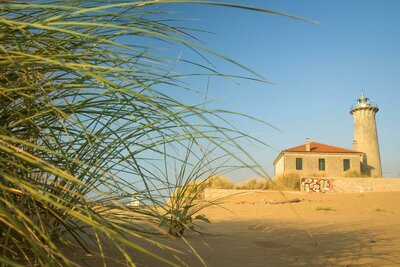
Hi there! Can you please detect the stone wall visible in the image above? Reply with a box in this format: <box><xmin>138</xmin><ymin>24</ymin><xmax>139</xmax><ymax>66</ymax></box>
<box><xmin>204</xmin><ymin>178</ymin><xmax>400</xmax><ymax>198</ymax></box>
<box><xmin>283</xmin><ymin>153</ymin><xmax>362</xmax><ymax>177</ymax></box>
<box><xmin>300</xmin><ymin>177</ymin><xmax>400</xmax><ymax>193</ymax></box>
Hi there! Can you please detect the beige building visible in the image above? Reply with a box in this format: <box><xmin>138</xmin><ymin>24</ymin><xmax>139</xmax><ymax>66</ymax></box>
<box><xmin>273</xmin><ymin>93</ymin><xmax>382</xmax><ymax>178</ymax></box>
<box><xmin>273</xmin><ymin>138</ymin><xmax>363</xmax><ymax>177</ymax></box>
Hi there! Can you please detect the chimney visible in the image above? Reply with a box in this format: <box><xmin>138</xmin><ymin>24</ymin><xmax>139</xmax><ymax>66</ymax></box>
<box><xmin>306</xmin><ymin>138</ymin><xmax>311</xmax><ymax>152</ymax></box>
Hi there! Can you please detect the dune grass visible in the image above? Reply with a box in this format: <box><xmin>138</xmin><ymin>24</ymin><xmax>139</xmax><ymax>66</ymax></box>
<box><xmin>234</xmin><ymin>177</ymin><xmax>271</xmax><ymax>190</ymax></box>
<box><xmin>205</xmin><ymin>176</ymin><xmax>236</xmax><ymax>189</ymax></box>
<box><xmin>0</xmin><ymin>1</ymin><xmax>311</xmax><ymax>265</ymax></box>
<box><xmin>274</xmin><ymin>172</ymin><xmax>301</xmax><ymax>190</ymax></box>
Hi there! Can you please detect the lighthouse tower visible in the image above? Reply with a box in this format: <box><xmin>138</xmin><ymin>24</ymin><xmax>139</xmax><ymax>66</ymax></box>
<box><xmin>350</xmin><ymin>93</ymin><xmax>382</xmax><ymax>177</ymax></box>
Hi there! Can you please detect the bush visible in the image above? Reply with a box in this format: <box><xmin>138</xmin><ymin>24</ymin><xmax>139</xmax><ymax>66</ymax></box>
<box><xmin>234</xmin><ymin>177</ymin><xmax>271</xmax><ymax>190</ymax></box>
<box><xmin>206</xmin><ymin>176</ymin><xmax>235</xmax><ymax>189</ymax></box>
<box><xmin>255</xmin><ymin>178</ymin><xmax>272</xmax><ymax>190</ymax></box>
<box><xmin>274</xmin><ymin>172</ymin><xmax>301</xmax><ymax>190</ymax></box>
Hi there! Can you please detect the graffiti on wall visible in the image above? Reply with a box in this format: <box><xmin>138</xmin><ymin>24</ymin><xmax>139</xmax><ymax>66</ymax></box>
<box><xmin>301</xmin><ymin>177</ymin><xmax>332</xmax><ymax>193</ymax></box>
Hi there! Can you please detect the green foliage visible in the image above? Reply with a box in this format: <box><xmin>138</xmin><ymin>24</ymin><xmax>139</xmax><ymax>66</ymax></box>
<box><xmin>0</xmin><ymin>1</ymin><xmax>305</xmax><ymax>265</ymax></box>
<box><xmin>160</xmin><ymin>144</ymin><xmax>231</xmax><ymax>237</ymax></box>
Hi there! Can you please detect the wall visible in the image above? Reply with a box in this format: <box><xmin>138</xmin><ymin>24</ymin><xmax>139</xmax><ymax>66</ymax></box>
<box><xmin>300</xmin><ymin>177</ymin><xmax>400</xmax><ymax>193</ymax></box>
<box><xmin>283</xmin><ymin>152</ymin><xmax>361</xmax><ymax>177</ymax></box>
<box><xmin>204</xmin><ymin>178</ymin><xmax>400</xmax><ymax>199</ymax></box>
<box><xmin>274</xmin><ymin>156</ymin><xmax>285</xmax><ymax>176</ymax></box>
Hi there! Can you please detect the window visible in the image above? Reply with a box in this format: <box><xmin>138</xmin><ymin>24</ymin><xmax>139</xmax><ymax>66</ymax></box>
<box><xmin>318</xmin><ymin>158</ymin><xmax>325</xmax><ymax>171</ymax></box>
<box><xmin>343</xmin><ymin>159</ymin><xmax>350</xmax><ymax>171</ymax></box>
<box><xmin>296</xmin><ymin>158</ymin><xmax>302</xmax><ymax>170</ymax></box>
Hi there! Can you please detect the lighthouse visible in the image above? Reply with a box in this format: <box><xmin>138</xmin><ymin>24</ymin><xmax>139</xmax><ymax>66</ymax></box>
<box><xmin>350</xmin><ymin>93</ymin><xmax>382</xmax><ymax>177</ymax></box>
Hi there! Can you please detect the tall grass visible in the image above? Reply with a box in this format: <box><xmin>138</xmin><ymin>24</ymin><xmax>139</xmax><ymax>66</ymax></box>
<box><xmin>206</xmin><ymin>176</ymin><xmax>235</xmax><ymax>189</ymax></box>
<box><xmin>274</xmin><ymin>172</ymin><xmax>301</xmax><ymax>190</ymax></box>
<box><xmin>0</xmin><ymin>1</ymin><xmax>309</xmax><ymax>265</ymax></box>
<box><xmin>233</xmin><ymin>177</ymin><xmax>271</xmax><ymax>190</ymax></box>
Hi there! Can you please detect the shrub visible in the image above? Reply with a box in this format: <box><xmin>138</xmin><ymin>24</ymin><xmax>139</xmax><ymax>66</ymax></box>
<box><xmin>254</xmin><ymin>178</ymin><xmax>272</xmax><ymax>190</ymax></box>
<box><xmin>235</xmin><ymin>178</ymin><xmax>257</xmax><ymax>190</ymax></box>
<box><xmin>274</xmin><ymin>172</ymin><xmax>301</xmax><ymax>190</ymax></box>
<box><xmin>206</xmin><ymin>176</ymin><xmax>235</xmax><ymax>189</ymax></box>
<box><xmin>234</xmin><ymin>177</ymin><xmax>271</xmax><ymax>190</ymax></box>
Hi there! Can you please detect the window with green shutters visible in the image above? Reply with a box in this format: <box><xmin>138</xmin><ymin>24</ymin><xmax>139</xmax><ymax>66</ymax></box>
<box><xmin>319</xmin><ymin>158</ymin><xmax>325</xmax><ymax>171</ymax></box>
<box><xmin>343</xmin><ymin>159</ymin><xmax>350</xmax><ymax>171</ymax></box>
<box><xmin>296</xmin><ymin>158</ymin><xmax>302</xmax><ymax>170</ymax></box>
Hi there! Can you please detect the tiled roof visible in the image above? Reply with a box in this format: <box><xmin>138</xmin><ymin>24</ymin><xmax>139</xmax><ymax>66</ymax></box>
<box><xmin>284</xmin><ymin>142</ymin><xmax>360</xmax><ymax>153</ymax></box>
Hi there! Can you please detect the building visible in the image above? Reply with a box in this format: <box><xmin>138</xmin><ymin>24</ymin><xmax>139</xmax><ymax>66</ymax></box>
<box><xmin>351</xmin><ymin>93</ymin><xmax>382</xmax><ymax>177</ymax></box>
<box><xmin>273</xmin><ymin>93</ymin><xmax>382</xmax><ymax>177</ymax></box>
<box><xmin>273</xmin><ymin>139</ymin><xmax>363</xmax><ymax>177</ymax></box>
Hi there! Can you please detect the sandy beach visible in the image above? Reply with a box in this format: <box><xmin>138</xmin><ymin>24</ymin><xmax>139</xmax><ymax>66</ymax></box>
<box><xmin>74</xmin><ymin>191</ymin><xmax>400</xmax><ymax>266</ymax></box>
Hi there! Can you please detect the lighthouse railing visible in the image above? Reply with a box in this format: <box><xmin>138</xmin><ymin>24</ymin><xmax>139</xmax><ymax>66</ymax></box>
<box><xmin>350</xmin><ymin>102</ymin><xmax>378</xmax><ymax>111</ymax></box>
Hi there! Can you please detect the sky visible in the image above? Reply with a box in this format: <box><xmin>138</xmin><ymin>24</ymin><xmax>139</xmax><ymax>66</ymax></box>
<box><xmin>154</xmin><ymin>0</ymin><xmax>400</xmax><ymax>179</ymax></box>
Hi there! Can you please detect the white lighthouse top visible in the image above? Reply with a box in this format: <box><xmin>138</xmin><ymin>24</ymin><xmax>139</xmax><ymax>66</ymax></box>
<box><xmin>357</xmin><ymin>92</ymin><xmax>370</xmax><ymax>107</ymax></box>
<box><xmin>350</xmin><ymin>91</ymin><xmax>379</xmax><ymax>114</ymax></box>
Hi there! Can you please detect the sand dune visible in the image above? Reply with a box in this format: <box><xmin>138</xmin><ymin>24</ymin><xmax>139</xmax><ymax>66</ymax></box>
<box><xmin>77</xmin><ymin>191</ymin><xmax>400</xmax><ymax>266</ymax></box>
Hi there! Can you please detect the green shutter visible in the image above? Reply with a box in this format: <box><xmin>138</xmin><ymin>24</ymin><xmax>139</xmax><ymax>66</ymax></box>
<box><xmin>296</xmin><ymin>158</ymin><xmax>302</xmax><ymax>170</ymax></box>
<box><xmin>318</xmin><ymin>158</ymin><xmax>325</xmax><ymax>171</ymax></box>
<box><xmin>343</xmin><ymin>159</ymin><xmax>350</xmax><ymax>171</ymax></box>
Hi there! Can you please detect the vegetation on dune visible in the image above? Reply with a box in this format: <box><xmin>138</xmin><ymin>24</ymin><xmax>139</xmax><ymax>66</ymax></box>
<box><xmin>205</xmin><ymin>176</ymin><xmax>235</xmax><ymax>189</ymax></box>
<box><xmin>203</xmin><ymin>175</ymin><xmax>300</xmax><ymax>191</ymax></box>
<box><xmin>233</xmin><ymin>177</ymin><xmax>270</xmax><ymax>190</ymax></box>
<box><xmin>274</xmin><ymin>172</ymin><xmax>301</xmax><ymax>190</ymax></box>
<box><xmin>0</xmin><ymin>1</ymin><xmax>309</xmax><ymax>266</ymax></box>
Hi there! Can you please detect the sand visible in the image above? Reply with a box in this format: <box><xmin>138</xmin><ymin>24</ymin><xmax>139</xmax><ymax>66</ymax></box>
<box><xmin>77</xmin><ymin>191</ymin><xmax>400</xmax><ymax>266</ymax></box>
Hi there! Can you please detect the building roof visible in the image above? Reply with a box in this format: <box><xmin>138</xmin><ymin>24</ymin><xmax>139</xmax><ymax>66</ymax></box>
<box><xmin>273</xmin><ymin>141</ymin><xmax>362</xmax><ymax>165</ymax></box>
<box><xmin>284</xmin><ymin>142</ymin><xmax>359</xmax><ymax>153</ymax></box>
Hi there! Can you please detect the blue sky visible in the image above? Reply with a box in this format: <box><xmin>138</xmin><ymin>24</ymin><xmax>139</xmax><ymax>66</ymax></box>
<box><xmin>157</xmin><ymin>0</ymin><xmax>400</xmax><ymax>179</ymax></box>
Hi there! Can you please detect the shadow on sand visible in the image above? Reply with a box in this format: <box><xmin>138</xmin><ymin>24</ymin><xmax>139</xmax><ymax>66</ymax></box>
<box><xmin>68</xmin><ymin>218</ymin><xmax>400</xmax><ymax>266</ymax></box>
